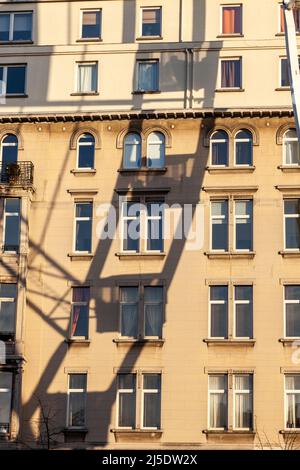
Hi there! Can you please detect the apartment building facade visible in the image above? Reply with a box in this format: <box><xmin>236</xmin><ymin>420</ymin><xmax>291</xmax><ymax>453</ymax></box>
<box><xmin>0</xmin><ymin>0</ymin><xmax>300</xmax><ymax>450</ymax></box>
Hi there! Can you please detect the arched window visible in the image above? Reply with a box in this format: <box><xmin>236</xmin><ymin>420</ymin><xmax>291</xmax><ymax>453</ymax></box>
<box><xmin>147</xmin><ymin>132</ymin><xmax>165</xmax><ymax>168</ymax></box>
<box><xmin>77</xmin><ymin>133</ymin><xmax>95</xmax><ymax>169</ymax></box>
<box><xmin>1</xmin><ymin>134</ymin><xmax>18</xmax><ymax>167</ymax></box>
<box><xmin>210</xmin><ymin>130</ymin><xmax>228</xmax><ymax>166</ymax></box>
<box><xmin>283</xmin><ymin>129</ymin><xmax>300</xmax><ymax>165</ymax></box>
<box><xmin>123</xmin><ymin>133</ymin><xmax>142</xmax><ymax>169</ymax></box>
<box><xmin>234</xmin><ymin>130</ymin><xmax>253</xmax><ymax>166</ymax></box>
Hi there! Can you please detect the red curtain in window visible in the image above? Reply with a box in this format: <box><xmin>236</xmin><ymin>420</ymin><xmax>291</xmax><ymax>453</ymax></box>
<box><xmin>71</xmin><ymin>306</ymin><xmax>80</xmax><ymax>337</ymax></box>
<box><xmin>222</xmin><ymin>7</ymin><xmax>241</xmax><ymax>34</ymax></box>
<box><xmin>281</xmin><ymin>6</ymin><xmax>300</xmax><ymax>32</ymax></box>
<box><xmin>71</xmin><ymin>287</ymin><xmax>89</xmax><ymax>336</ymax></box>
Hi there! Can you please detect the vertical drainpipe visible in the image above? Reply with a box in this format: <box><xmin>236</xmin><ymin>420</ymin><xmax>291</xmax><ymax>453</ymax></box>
<box><xmin>184</xmin><ymin>48</ymin><xmax>189</xmax><ymax>109</ymax></box>
<box><xmin>189</xmin><ymin>48</ymin><xmax>194</xmax><ymax>109</ymax></box>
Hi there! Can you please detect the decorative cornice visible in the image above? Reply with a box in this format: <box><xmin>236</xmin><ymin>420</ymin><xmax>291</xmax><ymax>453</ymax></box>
<box><xmin>0</xmin><ymin>108</ymin><xmax>294</xmax><ymax>124</ymax></box>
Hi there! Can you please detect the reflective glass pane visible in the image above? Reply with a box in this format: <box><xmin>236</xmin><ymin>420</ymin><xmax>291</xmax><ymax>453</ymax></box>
<box><xmin>6</xmin><ymin>66</ymin><xmax>26</xmax><ymax>94</ymax></box>
<box><xmin>13</xmin><ymin>13</ymin><xmax>32</xmax><ymax>41</ymax></box>
<box><xmin>75</xmin><ymin>220</ymin><xmax>92</xmax><ymax>251</ymax></box>
<box><xmin>82</xmin><ymin>11</ymin><xmax>101</xmax><ymax>38</ymax></box>
<box><xmin>0</xmin><ymin>14</ymin><xmax>9</xmax><ymax>41</ymax></box>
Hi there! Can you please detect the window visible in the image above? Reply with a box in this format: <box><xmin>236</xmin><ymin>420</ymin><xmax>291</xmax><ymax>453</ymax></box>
<box><xmin>284</xmin><ymin>199</ymin><xmax>300</xmax><ymax>250</ymax></box>
<box><xmin>280</xmin><ymin>5</ymin><xmax>300</xmax><ymax>33</ymax></box>
<box><xmin>123</xmin><ymin>133</ymin><xmax>142</xmax><ymax>169</ymax></box>
<box><xmin>147</xmin><ymin>132</ymin><xmax>165</xmax><ymax>168</ymax></box>
<box><xmin>70</xmin><ymin>287</ymin><xmax>89</xmax><ymax>339</ymax></box>
<box><xmin>117</xmin><ymin>372</ymin><xmax>161</xmax><ymax>430</ymax></box>
<box><xmin>121</xmin><ymin>199</ymin><xmax>164</xmax><ymax>253</ymax></box>
<box><xmin>209</xmin><ymin>375</ymin><xmax>228</xmax><ymax>429</ymax></box>
<box><xmin>221</xmin><ymin>5</ymin><xmax>242</xmax><ymax>35</ymax></box>
<box><xmin>233</xmin><ymin>375</ymin><xmax>253</xmax><ymax>430</ymax></box>
<box><xmin>220</xmin><ymin>58</ymin><xmax>241</xmax><ymax>89</ymax></box>
<box><xmin>0</xmin><ymin>12</ymin><xmax>32</xmax><ymax>42</ymax></box>
<box><xmin>3</xmin><ymin>198</ymin><xmax>20</xmax><ymax>253</ymax></box>
<box><xmin>142</xmin><ymin>374</ymin><xmax>161</xmax><ymax>429</ymax></box>
<box><xmin>77</xmin><ymin>134</ymin><xmax>95</xmax><ymax>169</ymax></box>
<box><xmin>234</xmin><ymin>130</ymin><xmax>253</xmax><ymax>166</ymax></box>
<box><xmin>141</xmin><ymin>7</ymin><xmax>162</xmax><ymax>37</ymax></box>
<box><xmin>136</xmin><ymin>60</ymin><xmax>159</xmax><ymax>92</ymax></box>
<box><xmin>1</xmin><ymin>134</ymin><xmax>18</xmax><ymax>167</ymax></box>
<box><xmin>283</xmin><ymin>129</ymin><xmax>300</xmax><ymax>165</ymax></box>
<box><xmin>211</xmin><ymin>200</ymin><xmax>228</xmax><ymax>251</ymax></box>
<box><xmin>76</xmin><ymin>62</ymin><xmax>97</xmax><ymax>93</ymax></box>
<box><xmin>119</xmin><ymin>285</ymin><xmax>163</xmax><ymax>339</ymax></box>
<box><xmin>284</xmin><ymin>285</ymin><xmax>300</xmax><ymax>338</ymax></box>
<box><xmin>74</xmin><ymin>202</ymin><xmax>92</xmax><ymax>253</ymax></box>
<box><xmin>234</xmin><ymin>200</ymin><xmax>253</xmax><ymax>251</ymax></box>
<box><xmin>210</xmin><ymin>130</ymin><xmax>229</xmax><ymax>166</ymax></box>
<box><xmin>209</xmin><ymin>286</ymin><xmax>228</xmax><ymax>339</ymax></box>
<box><xmin>81</xmin><ymin>10</ymin><xmax>101</xmax><ymax>39</ymax></box>
<box><xmin>0</xmin><ymin>284</ymin><xmax>17</xmax><ymax>337</ymax></box>
<box><xmin>67</xmin><ymin>374</ymin><xmax>87</xmax><ymax>428</ymax></box>
<box><xmin>0</xmin><ymin>65</ymin><xmax>26</xmax><ymax>96</ymax></box>
<box><xmin>280</xmin><ymin>58</ymin><xmax>300</xmax><ymax>87</ymax></box>
<box><xmin>286</xmin><ymin>375</ymin><xmax>300</xmax><ymax>429</ymax></box>
<box><xmin>234</xmin><ymin>286</ymin><xmax>253</xmax><ymax>338</ymax></box>
<box><xmin>0</xmin><ymin>372</ymin><xmax>12</xmax><ymax>434</ymax></box>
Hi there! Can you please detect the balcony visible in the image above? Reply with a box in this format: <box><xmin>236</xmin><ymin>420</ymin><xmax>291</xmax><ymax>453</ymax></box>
<box><xmin>0</xmin><ymin>161</ymin><xmax>34</xmax><ymax>188</ymax></box>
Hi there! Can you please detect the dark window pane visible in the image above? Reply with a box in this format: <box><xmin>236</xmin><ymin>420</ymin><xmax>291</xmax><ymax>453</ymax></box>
<box><xmin>286</xmin><ymin>304</ymin><xmax>300</xmax><ymax>337</ymax></box>
<box><xmin>69</xmin><ymin>392</ymin><xmax>85</xmax><ymax>426</ymax></box>
<box><xmin>0</xmin><ymin>301</ymin><xmax>16</xmax><ymax>333</ymax></box>
<box><xmin>123</xmin><ymin>219</ymin><xmax>140</xmax><ymax>252</ymax></box>
<box><xmin>142</xmin><ymin>8</ymin><xmax>161</xmax><ymax>36</ymax></box>
<box><xmin>76</xmin><ymin>203</ymin><xmax>92</xmax><ymax>218</ymax></box>
<box><xmin>211</xmin><ymin>303</ymin><xmax>228</xmax><ymax>337</ymax></box>
<box><xmin>5</xmin><ymin>199</ymin><xmax>20</xmax><ymax>213</ymax></box>
<box><xmin>285</xmin><ymin>219</ymin><xmax>300</xmax><ymax>249</ymax></box>
<box><xmin>121</xmin><ymin>304</ymin><xmax>138</xmax><ymax>337</ymax></box>
<box><xmin>118</xmin><ymin>374</ymin><xmax>135</xmax><ymax>390</ymax></box>
<box><xmin>143</xmin><ymin>393</ymin><xmax>161</xmax><ymax>428</ymax></box>
<box><xmin>147</xmin><ymin>219</ymin><xmax>163</xmax><ymax>251</ymax></box>
<box><xmin>6</xmin><ymin>66</ymin><xmax>26</xmax><ymax>94</ymax></box>
<box><xmin>78</xmin><ymin>144</ymin><xmax>94</xmax><ymax>168</ymax></box>
<box><xmin>212</xmin><ymin>221</ymin><xmax>228</xmax><ymax>250</ymax></box>
<box><xmin>118</xmin><ymin>392</ymin><xmax>136</xmax><ymax>428</ymax></box>
<box><xmin>0</xmin><ymin>14</ymin><xmax>9</xmax><ymax>41</ymax></box>
<box><xmin>145</xmin><ymin>304</ymin><xmax>162</xmax><ymax>337</ymax></box>
<box><xmin>221</xmin><ymin>60</ymin><xmax>241</xmax><ymax>88</ymax></box>
<box><xmin>0</xmin><ymin>284</ymin><xmax>16</xmax><ymax>298</ymax></box>
<box><xmin>82</xmin><ymin>11</ymin><xmax>101</xmax><ymax>38</ymax></box>
<box><xmin>235</xmin><ymin>304</ymin><xmax>253</xmax><ymax>338</ymax></box>
<box><xmin>4</xmin><ymin>217</ymin><xmax>20</xmax><ymax>251</ymax></box>
<box><xmin>285</xmin><ymin>200</ymin><xmax>300</xmax><ymax>215</ymax></box>
<box><xmin>13</xmin><ymin>13</ymin><xmax>32</xmax><ymax>41</ymax></box>
<box><xmin>235</xmin><ymin>131</ymin><xmax>252</xmax><ymax>165</ymax></box>
<box><xmin>285</xmin><ymin>285</ymin><xmax>300</xmax><ymax>301</ymax></box>
<box><xmin>211</xmin><ymin>286</ymin><xmax>228</xmax><ymax>301</ymax></box>
<box><xmin>211</xmin><ymin>141</ymin><xmax>228</xmax><ymax>165</ymax></box>
<box><xmin>71</xmin><ymin>305</ymin><xmax>88</xmax><ymax>337</ymax></box>
<box><xmin>144</xmin><ymin>374</ymin><xmax>160</xmax><ymax>389</ymax></box>
<box><xmin>69</xmin><ymin>374</ymin><xmax>86</xmax><ymax>390</ymax></box>
<box><xmin>75</xmin><ymin>220</ymin><xmax>92</xmax><ymax>251</ymax></box>
<box><xmin>72</xmin><ymin>287</ymin><xmax>89</xmax><ymax>303</ymax></box>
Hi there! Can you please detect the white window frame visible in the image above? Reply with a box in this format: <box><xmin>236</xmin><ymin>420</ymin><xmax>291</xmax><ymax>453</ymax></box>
<box><xmin>234</xmin><ymin>200</ymin><xmax>253</xmax><ymax>252</ymax></box>
<box><xmin>145</xmin><ymin>201</ymin><xmax>164</xmax><ymax>253</ymax></box>
<box><xmin>0</xmin><ymin>11</ymin><xmax>33</xmax><ymax>42</ymax></box>
<box><xmin>0</xmin><ymin>283</ymin><xmax>17</xmax><ymax>335</ymax></box>
<box><xmin>141</xmin><ymin>374</ymin><xmax>161</xmax><ymax>430</ymax></box>
<box><xmin>209</xmin><ymin>285</ymin><xmax>228</xmax><ymax>339</ymax></box>
<box><xmin>233</xmin><ymin>285</ymin><xmax>253</xmax><ymax>339</ymax></box>
<box><xmin>210</xmin><ymin>199</ymin><xmax>229</xmax><ymax>252</ymax></box>
<box><xmin>284</xmin><ymin>199</ymin><xmax>300</xmax><ymax>252</ymax></box>
<box><xmin>146</xmin><ymin>132</ymin><xmax>165</xmax><ymax>168</ymax></box>
<box><xmin>219</xmin><ymin>57</ymin><xmax>242</xmax><ymax>90</ymax></box>
<box><xmin>284</xmin><ymin>375</ymin><xmax>300</xmax><ymax>430</ymax></box>
<box><xmin>76</xmin><ymin>134</ymin><xmax>95</xmax><ymax>169</ymax></box>
<box><xmin>0</xmin><ymin>371</ymin><xmax>12</xmax><ymax>434</ymax></box>
<box><xmin>284</xmin><ymin>285</ymin><xmax>300</xmax><ymax>339</ymax></box>
<box><xmin>73</xmin><ymin>202</ymin><xmax>93</xmax><ymax>254</ymax></box>
<box><xmin>66</xmin><ymin>373</ymin><xmax>87</xmax><ymax>429</ymax></box>
<box><xmin>75</xmin><ymin>62</ymin><xmax>98</xmax><ymax>94</ymax></box>
<box><xmin>233</xmin><ymin>130</ymin><xmax>253</xmax><ymax>166</ymax></box>
<box><xmin>233</xmin><ymin>374</ymin><xmax>253</xmax><ymax>431</ymax></box>
<box><xmin>140</xmin><ymin>6</ymin><xmax>162</xmax><ymax>38</ymax></box>
<box><xmin>208</xmin><ymin>374</ymin><xmax>228</xmax><ymax>430</ymax></box>
<box><xmin>121</xmin><ymin>200</ymin><xmax>141</xmax><ymax>253</ymax></box>
<box><xmin>143</xmin><ymin>286</ymin><xmax>163</xmax><ymax>339</ymax></box>
<box><xmin>116</xmin><ymin>373</ymin><xmax>136</xmax><ymax>429</ymax></box>
<box><xmin>119</xmin><ymin>286</ymin><xmax>139</xmax><ymax>339</ymax></box>
<box><xmin>3</xmin><ymin>198</ymin><xmax>20</xmax><ymax>254</ymax></box>
<box><xmin>0</xmin><ymin>64</ymin><xmax>27</xmax><ymax>96</ymax></box>
<box><xmin>220</xmin><ymin>4</ymin><xmax>242</xmax><ymax>36</ymax></box>
<box><xmin>282</xmin><ymin>129</ymin><xmax>300</xmax><ymax>166</ymax></box>
<box><xmin>209</xmin><ymin>131</ymin><xmax>229</xmax><ymax>167</ymax></box>
<box><xmin>123</xmin><ymin>132</ymin><xmax>142</xmax><ymax>169</ymax></box>
<box><xmin>80</xmin><ymin>9</ymin><xmax>101</xmax><ymax>40</ymax></box>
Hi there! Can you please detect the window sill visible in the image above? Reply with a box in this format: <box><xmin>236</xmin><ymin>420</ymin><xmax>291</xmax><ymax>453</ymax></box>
<box><xmin>115</xmin><ymin>252</ymin><xmax>166</xmax><ymax>260</ymax></box>
<box><xmin>63</xmin><ymin>427</ymin><xmax>88</xmax><ymax>443</ymax></box>
<box><xmin>279</xmin><ymin>429</ymin><xmax>300</xmax><ymax>434</ymax></box>
<box><xmin>215</xmin><ymin>88</ymin><xmax>245</xmax><ymax>93</ymax></box>
<box><xmin>4</xmin><ymin>94</ymin><xmax>28</xmax><ymax>98</ymax></box>
<box><xmin>118</xmin><ymin>167</ymin><xmax>167</xmax><ymax>174</ymax></box>
<box><xmin>65</xmin><ymin>338</ymin><xmax>90</xmax><ymax>346</ymax></box>
<box><xmin>76</xmin><ymin>38</ymin><xmax>102</xmax><ymax>43</ymax></box>
<box><xmin>206</xmin><ymin>166</ymin><xmax>255</xmax><ymax>174</ymax></box>
<box><xmin>70</xmin><ymin>92</ymin><xmax>99</xmax><ymax>96</ymax></box>
<box><xmin>216</xmin><ymin>34</ymin><xmax>244</xmax><ymax>38</ymax></box>
<box><xmin>278</xmin><ymin>165</ymin><xmax>300</xmax><ymax>172</ymax></box>
<box><xmin>132</xmin><ymin>90</ymin><xmax>161</xmax><ymax>95</ymax></box>
<box><xmin>203</xmin><ymin>429</ymin><xmax>255</xmax><ymax>435</ymax></box>
<box><xmin>279</xmin><ymin>338</ymin><xmax>300</xmax><ymax>345</ymax></box>
<box><xmin>70</xmin><ymin>169</ymin><xmax>96</xmax><ymax>175</ymax></box>
<box><xmin>136</xmin><ymin>36</ymin><xmax>163</xmax><ymax>41</ymax></box>
<box><xmin>68</xmin><ymin>253</ymin><xmax>93</xmax><ymax>261</ymax></box>
<box><xmin>113</xmin><ymin>338</ymin><xmax>165</xmax><ymax>347</ymax></box>
<box><xmin>205</xmin><ymin>251</ymin><xmax>255</xmax><ymax>259</ymax></box>
<box><xmin>275</xmin><ymin>87</ymin><xmax>290</xmax><ymax>91</ymax></box>
<box><xmin>0</xmin><ymin>40</ymin><xmax>33</xmax><ymax>45</ymax></box>
<box><xmin>203</xmin><ymin>338</ymin><xmax>256</xmax><ymax>347</ymax></box>
<box><xmin>111</xmin><ymin>429</ymin><xmax>163</xmax><ymax>443</ymax></box>
<box><xmin>275</xmin><ymin>32</ymin><xmax>300</xmax><ymax>37</ymax></box>
<box><xmin>279</xmin><ymin>250</ymin><xmax>300</xmax><ymax>258</ymax></box>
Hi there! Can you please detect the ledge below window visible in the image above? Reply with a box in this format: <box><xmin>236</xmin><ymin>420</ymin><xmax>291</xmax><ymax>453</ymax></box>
<box><xmin>279</xmin><ymin>250</ymin><xmax>300</xmax><ymax>258</ymax></box>
<box><xmin>115</xmin><ymin>252</ymin><xmax>166</xmax><ymax>260</ymax></box>
<box><xmin>136</xmin><ymin>36</ymin><xmax>163</xmax><ymax>41</ymax></box>
<box><xmin>111</xmin><ymin>429</ymin><xmax>163</xmax><ymax>443</ymax></box>
<box><xmin>205</xmin><ymin>251</ymin><xmax>255</xmax><ymax>260</ymax></box>
<box><xmin>279</xmin><ymin>429</ymin><xmax>300</xmax><ymax>435</ymax></box>
<box><xmin>203</xmin><ymin>429</ymin><xmax>255</xmax><ymax>435</ymax></box>
<box><xmin>279</xmin><ymin>338</ymin><xmax>300</xmax><ymax>346</ymax></box>
<box><xmin>63</xmin><ymin>428</ymin><xmax>88</xmax><ymax>443</ymax></box>
<box><xmin>70</xmin><ymin>92</ymin><xmax>99</xmax><ymax>96</ymax></box>
<box><xmin>113</xmin><ymin>338</ymin><xmax>165</xmax><ymax>347</ymax></box>
<box><xmin>203</xmin><ymin>338</ymin><xmax>256</xmax><ymax>347</ymax></box>
<box><xmin>5</xmin><ymin>94</ymin><xmax>28</xmax><ymax>99</ymax></box>
<box><xmin>132</xmin><ymin>90</ymin><xmax>161</xmax><ymax>95</ymax></box>
<box><xmin>65</xmin><ymin>338</ymin><xmax>90</xmax><ymax>346</ymax></box>
<box><xmin>216</xmin><ymin>34</ymin><xmax>244</xmax><ymax>38</ymax></box>
<box><xmin>76</xmin><ymin>38</ymin><xmax>102</xmax><ymax>43</ymax></box>
<box><xmin>206</xmin><ymin>166</ymin><xmax>255</xmax><ymax>174</ymax></box>
<box><xmin>71</xmin><ymin>169</ymin><xmax>96</xmax><ymax>176</ymax></box>
<box><xmin>278</xmin><ymin>165</ymin><xmax>300</xmax><ymax>172</ymax></box>
<box><xmin>203</xmin><ymin>429</ymin><xmax>255</xmax><ymax>443</ymax></box>
<box><xmin>68</xmin><ymin>253</ymin><xmax>93</xmax><ymax>261</ymax></box>
<box><xmin>215</xmin><ymin>88</ymin><xmax>245</xmax><ymax>93</ymax></box>
<box><xmin>118</xmin><ymin>168</ymin><xmax>167</xmax><ymax>175</ymax></box>
<box><xmin>0</xmin><ymin>40</ymin><xmax>33</xmax><ymax>45</ymax></box>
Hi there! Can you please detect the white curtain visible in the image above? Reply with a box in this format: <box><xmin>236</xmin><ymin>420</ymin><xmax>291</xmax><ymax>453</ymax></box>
<box><xmin>147</xmin><ymin>132</ymin><xmax>165</xmax><ymax>168</ymax></box>
<box><xmin>209</xmin><ymin>375</ymin><xmax>227</xmax><ymax>428</ymax></box>
<box><xmin>0</xmin><ymin>372</ymin><xmax>12</xmax><ymax>429</ymax></box>
<box><xmin>124</xmin><ymin>133</ymin><xmax>141</xmax><ymax>168</ymax></box>
<box><xmin>78</xmin><ymin>64</ymin><xmax>96</xmax><ymax>93</ymax></box>
<box><xmin>121</xmin><ymin>287</ymin><xmax>138</xmax><ymax>337</ymax></box>
<box><xmin>235</xmin><ymin>375</ymin><xmax>252</xmax><ymax>429</ymax></box>
<box><xmin>144</xmin><ymin>287</ymin><xmax>163</xmax><ymax>337</ymax></box>
<box><xmin>138</xmin><ymin>62</ymin><xmax>157</xmax><ymax>91</ymax></box>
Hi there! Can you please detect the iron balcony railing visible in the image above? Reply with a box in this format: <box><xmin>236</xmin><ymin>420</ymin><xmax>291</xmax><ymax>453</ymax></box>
<box><xmin>0</xmin><ymin>161</ymin><xmax>34</xmax><ymax>187</ymax></box>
